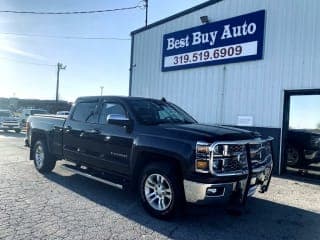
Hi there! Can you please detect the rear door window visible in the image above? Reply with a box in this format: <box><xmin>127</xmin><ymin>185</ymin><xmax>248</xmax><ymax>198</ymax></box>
<box><xmin>72</xmin><ymin>101</ymin><xmax>99</xmax><ymax>123</ymax></box>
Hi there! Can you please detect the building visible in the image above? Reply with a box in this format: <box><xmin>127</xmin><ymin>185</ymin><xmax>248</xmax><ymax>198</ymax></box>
<box><xmin>129</xmin><ymin>0</ymin><xmax>320</xmax><ymax>175</ymax></box>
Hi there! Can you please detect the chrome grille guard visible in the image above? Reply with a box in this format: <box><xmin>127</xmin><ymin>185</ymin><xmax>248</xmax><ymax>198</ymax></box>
<box><xmin>208</xmin><ymin>137</ymin><xmax>274</xmax><ymax>177</ymax></box>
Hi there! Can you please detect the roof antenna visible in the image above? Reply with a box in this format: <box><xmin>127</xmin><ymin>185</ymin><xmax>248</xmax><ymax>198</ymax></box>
<box><xmin>161</xmin><ymin>97</ymin><xmax>167</xmax><ymax>102</ymax></box>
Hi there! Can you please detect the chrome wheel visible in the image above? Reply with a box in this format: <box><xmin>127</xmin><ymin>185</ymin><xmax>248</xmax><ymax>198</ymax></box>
<box><xmin>35</xmin><ymin>144</ymin><xmax>45</xmax><ymax>169</ymax></box>
<box><xmin>287</xmin><ymin>147</ymin><xmax>299</xmax><ymax>166</ymax></box>
<box><xmin>144</xmin><ymin>173</ymin><xmax>172</xmax><ymax>211</ymax></box>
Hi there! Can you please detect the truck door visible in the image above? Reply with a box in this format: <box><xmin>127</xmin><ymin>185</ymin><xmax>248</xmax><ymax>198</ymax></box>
<box><xmin>63</xmin><ymin>100</ymin><xmax>101</xmax><ymax>165</ymax></box>
<box><xmin>95</xmin><ymin>101</ymin><xmax>133</xmax><ymax>176</ymax></box>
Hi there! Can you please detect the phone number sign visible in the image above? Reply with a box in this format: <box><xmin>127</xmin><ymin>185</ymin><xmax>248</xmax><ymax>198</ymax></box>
<box><xmin>162</xmin><ymin>10</ymin><xmax>265</xmax><ymax>72</ymax></box>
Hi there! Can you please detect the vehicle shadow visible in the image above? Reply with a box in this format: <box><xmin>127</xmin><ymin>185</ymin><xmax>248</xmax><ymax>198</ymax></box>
<box><xmin>44</xmin><ymin>170</ymin><xmax>320</xmax><ymax>240</ymax></box>
<box><xmin>284</xmin><ymin>168</ymin><xmax>320</xmax><ymax>182</ymax></box>
<box><xmin>0</xmin><ymin>131</ymin><xmax>25</xmax><ymax>138</ymax></box>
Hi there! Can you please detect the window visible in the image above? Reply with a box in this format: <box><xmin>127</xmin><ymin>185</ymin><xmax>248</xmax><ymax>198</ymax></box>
<box><xmin>72</xmin><ymin>102</ymin><xmax>98</xmax><ymax>123</ymax></box>
<box><xmin>99</xmin><ymin>103</ymin><xmax>126</xmax><ymax>124</ymax></box>
<box><xmin>127</xmin><ymin>99</ymin><xmax>196</xmax><ymax>125</ymax></box>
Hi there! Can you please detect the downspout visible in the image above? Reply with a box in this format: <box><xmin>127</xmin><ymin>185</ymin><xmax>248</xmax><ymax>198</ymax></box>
<box><xmin>128</xmin><ymin>34</ymin><xmax>135</xmax><ymax>96</ymax></box>
<box><xmin>220</xmin><ymin>65</ymin><xmax>226</xmax><ymax>124</ymax></box>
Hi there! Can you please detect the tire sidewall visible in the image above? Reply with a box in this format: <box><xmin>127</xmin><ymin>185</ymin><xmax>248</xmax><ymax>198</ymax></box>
<box><xmin>33</xmin><ymin>140</ymin><xmax>55</xmax><ymax>173</ymax></box>
<box><xmin>33</xmin><ymin>141</ymin><xmax>46</xmax><ymax>171</ymax></box>
<box><xmin>139</xmin><ymin>164</ymin><xmax>182</xmax><ymax>219</ymax></box>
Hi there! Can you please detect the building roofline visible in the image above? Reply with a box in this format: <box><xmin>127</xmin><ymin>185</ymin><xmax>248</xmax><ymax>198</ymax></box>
<box><xmin>131</xmin><ymin>0</ymin><xmax>223</xmax><ymax>36</ymax></box>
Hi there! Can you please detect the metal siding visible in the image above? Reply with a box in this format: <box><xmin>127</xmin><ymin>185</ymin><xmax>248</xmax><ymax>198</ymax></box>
<box><xmin>131</xmin><ymin>0</ymin><xmax>320</xmax><ymax>128</ymax></box>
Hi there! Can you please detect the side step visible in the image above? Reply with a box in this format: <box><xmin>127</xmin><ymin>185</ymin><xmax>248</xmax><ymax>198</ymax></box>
<box><xmin>60</xmin><ymin>164</ymin><xmax>123</xmax><ymax>190</ymax></box>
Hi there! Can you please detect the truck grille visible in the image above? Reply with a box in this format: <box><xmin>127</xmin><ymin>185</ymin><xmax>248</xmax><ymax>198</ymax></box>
<box><xmin>223</xmin><ymin>157</ymin><xmax>243</xmax><ymax>172</ymax></box>
<box><xmin>209</xmin><ymin>138</ymin><xmax>273</xmax><ymax>176</ymax></box>
<box><xmin>250</xmin><ymin>141</ymin><xmax>272</xmax><ymax>167</ymax></box>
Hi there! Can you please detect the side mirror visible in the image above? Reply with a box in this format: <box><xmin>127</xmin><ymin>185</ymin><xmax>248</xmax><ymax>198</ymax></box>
<box><xmin>107</xmin><ymin>114</ymin><xmax>131</xmax><ymax>127</ymax></box>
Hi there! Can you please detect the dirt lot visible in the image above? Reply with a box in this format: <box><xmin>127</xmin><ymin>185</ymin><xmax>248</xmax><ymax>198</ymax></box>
<box><xmin>0</xmin><ymin>132</ymin><xmax>320</xmax><ymax>240</ymax></box>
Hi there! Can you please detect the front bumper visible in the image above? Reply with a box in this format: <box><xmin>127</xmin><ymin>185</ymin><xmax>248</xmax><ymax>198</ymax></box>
<box><xmin>184</xmin><ymin>158</ymin><xmax>273</xmax><ymax>204</ymax></box>
<box><xmin>0</xmin><ymin>126</ymin><xmax>20</xmax><ymax>130</ymax></box>
<box><xmin>0</xmin><ymin>122</ymin><xmax>20</xmax><ymax>130</ymax></box>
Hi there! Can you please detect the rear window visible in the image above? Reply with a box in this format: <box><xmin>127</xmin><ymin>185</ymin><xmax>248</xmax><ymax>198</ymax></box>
<box><xmin>72</xmin><ymin>102</ymin><xmax>98</xmax><ymax>123</ymax></box>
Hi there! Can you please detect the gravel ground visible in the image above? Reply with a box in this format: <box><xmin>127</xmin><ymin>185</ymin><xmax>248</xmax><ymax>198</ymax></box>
<box><xmin>0</xmin><ymin>132</ymin><xmax>320</xmax><ymax>240</ymax></box>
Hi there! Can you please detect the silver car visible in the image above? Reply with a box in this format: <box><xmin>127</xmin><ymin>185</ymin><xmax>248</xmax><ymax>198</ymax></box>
<box><xmin>0</xmin><ymin>110</ymin><xmax>21</xmax><ymax>133</ymax></box>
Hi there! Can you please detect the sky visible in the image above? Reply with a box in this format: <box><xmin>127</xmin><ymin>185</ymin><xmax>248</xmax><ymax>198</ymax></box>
<box><xmin>0</xmin><ymin>0</ymin><xmax>205</xmax><ymax>102</ymax></box>
<box><xmin>289</xmin><ymin>95</ymin><xmax>320</xmax><ymax>130</ymax></box>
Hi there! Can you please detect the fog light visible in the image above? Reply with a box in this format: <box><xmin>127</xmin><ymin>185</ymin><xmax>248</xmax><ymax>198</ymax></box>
<box><xmin>206</xmin><ymin>187</ymin><xmax>225</xmax><ymax>197</ymax></box>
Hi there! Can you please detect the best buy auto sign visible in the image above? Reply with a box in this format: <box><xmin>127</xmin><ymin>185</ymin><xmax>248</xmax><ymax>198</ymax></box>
<box><xmin>162</xmin><ymin>10</ymin><xmax>265</xmax><ymax>71</ymax></box>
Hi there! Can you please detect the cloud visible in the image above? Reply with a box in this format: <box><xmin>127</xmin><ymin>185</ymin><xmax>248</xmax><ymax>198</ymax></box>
<box><xmin>0</xmin><ymin>43</ymin><xmax>46</xmax><ymax>61</ymax></box>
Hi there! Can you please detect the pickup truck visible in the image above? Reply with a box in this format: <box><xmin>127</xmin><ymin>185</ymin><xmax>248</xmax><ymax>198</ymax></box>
<box><xmin>27</xmin><ymin>96</ymin><xmax>273</xmax><ymax>219</ymax></box>
<box><xmin>286</xmin><ymin>129</ymin><xmax>320</xmax><ymax>167</ymax></box>
<box><xmin>0</xmin><ymin>109</ymin><xmax>21</xmax><ymax>133</ymax></box>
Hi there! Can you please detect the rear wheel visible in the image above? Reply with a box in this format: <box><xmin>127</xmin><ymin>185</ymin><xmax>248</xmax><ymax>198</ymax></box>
<box><xmin>139</xmin><ymin>162</ymin><xmax>184</xmax><ymax>219</ymax></box>
<box><xmin>286</xmin><ymin>146</ymin><xmax>303</xmax><ymax>167</ymax></box>
<box><xmin>33</xmin><ymin>140</ymin><xmax>56</xmax><ymax>173</ymax></box>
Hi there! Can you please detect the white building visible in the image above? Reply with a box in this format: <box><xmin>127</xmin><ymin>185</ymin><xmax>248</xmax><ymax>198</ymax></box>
<box><xmin>129</xmin><ymin>0</ymin><xmax>320</xmax><ymax>174</ymax></box>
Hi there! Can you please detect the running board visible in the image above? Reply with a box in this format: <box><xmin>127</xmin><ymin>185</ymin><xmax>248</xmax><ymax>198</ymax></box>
<box><xmin>60</xmin><ymin>164</ymin><xmax>123</xmax><ymax>190</ymax></box>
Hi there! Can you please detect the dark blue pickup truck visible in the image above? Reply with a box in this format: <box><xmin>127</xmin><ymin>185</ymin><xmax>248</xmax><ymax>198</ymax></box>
<box><xmin>26</xmin><ymin>96</ymin><xmax>273</xmax><ymax>219</ymax></box>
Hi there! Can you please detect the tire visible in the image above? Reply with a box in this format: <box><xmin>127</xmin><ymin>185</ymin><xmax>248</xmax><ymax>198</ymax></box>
<box><xmin>286</xmin><ymin>146</ymin><xmax>303</xmax><ymax>167</ymax></box>
<box><xmin>15</xmin><ymin>129</ymin><xmax>21</xmax><ymax>133</ymax></box>
<box><xmin>33</xmin><ymin>140</ymin><xmax>56</xmax><ymax>173</ymax></box>
<box><xmin>139</xmin><ymin>162</ymin><xmax>185</xmax><ymax>220</ymax></box>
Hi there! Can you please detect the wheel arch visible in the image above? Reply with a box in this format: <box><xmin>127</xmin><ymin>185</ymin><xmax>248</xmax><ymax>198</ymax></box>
<box><xmin>131</xmin><ymin>150</ymin><xmax>184</xmax><ymax>188</ymax></box>
<box><xmin>29</xmin><ymin>130</ymin><xmax>49</xmax><ymax>160</ymax></box>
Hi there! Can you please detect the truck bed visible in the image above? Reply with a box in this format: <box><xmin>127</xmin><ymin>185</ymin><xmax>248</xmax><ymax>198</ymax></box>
<box><xmin>28</xmin><ymin>115</ymin><xmax>67</xmax><ymax>157</ymax></box>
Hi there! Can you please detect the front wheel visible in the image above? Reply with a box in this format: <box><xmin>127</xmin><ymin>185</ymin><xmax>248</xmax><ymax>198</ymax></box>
<box><xmin>33</xmin><ymin>140</ymin><xmax>56</xmax><ymax>173</ymax></box>
<box><xmin>139</xmin><ymin>162</ymin><xmax>184</xmax><ymax>219</ymax></box>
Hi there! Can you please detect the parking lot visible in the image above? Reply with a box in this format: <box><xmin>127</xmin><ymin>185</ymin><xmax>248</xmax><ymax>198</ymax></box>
<box><xmin>0</xmin><ymin>132</ymin><xmax>319</xmax><ymax>240</ymax></box>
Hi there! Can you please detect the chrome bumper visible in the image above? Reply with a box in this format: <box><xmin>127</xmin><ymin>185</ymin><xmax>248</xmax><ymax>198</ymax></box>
<box><xmin>183</xmin><ymin>180</ymin><xmax>240</xmax><ymax>204</ymax></box>
<box><xmin>184</xmin><ymin>159</ymin><xmax>273</xmax><ymax>204</ymax></box>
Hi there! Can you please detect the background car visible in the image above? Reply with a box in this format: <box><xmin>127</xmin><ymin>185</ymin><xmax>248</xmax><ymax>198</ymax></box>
<box><xmin>286</xmin><ymin>129</ymin><xmax>320</xmax><ymax>167</ymax></box>
<box><xmin>56</xmin><ymin>111</ymin><xmax>69</xmax><ymax>116</ymax></box>
<box><xmin>0</xmin><ymin>109</ymin><xmax>21</xmax><ymax>133</ymax></box>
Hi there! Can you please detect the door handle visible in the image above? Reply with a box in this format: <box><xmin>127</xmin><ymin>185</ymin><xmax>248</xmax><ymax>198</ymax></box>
<box><xmin>85</xmin><ymin>129</ymin><xmax>100</xmax><ymax>134</ymax></box>
<box><xmin>65</xmin><ymin>126</ymin><xmax>72</xmax><ymax>133</ymax></box>
<box><xmin>80</xmin><ymin>129</ymin><xmax>100</xmax><ymax>138</ymax></box>
<box><xmin>104</xmin><ymin>135</ymin><xmax>111</xmax><ymax>142</ymax></box>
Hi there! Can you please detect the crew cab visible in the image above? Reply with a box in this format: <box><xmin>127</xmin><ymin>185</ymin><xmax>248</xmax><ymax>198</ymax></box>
<box><xmin>27</xmin><ymin>96</ymin><xmax>273</xmax><ymax>219</ymax></box>
<box><xmin>0</xmin><ymin>109</ymin><xmax>21</xmax><ymax>133</ymax></box>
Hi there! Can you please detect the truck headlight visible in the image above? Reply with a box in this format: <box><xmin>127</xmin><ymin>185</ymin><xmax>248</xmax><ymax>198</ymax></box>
<box><xmin>195</xmin><ymin>142</ymin><xmax>210</xmax><ymax>173</ymax></box>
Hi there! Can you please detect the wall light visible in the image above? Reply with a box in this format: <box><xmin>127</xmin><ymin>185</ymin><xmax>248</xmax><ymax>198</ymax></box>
<box><xmin>200</xmin><ymin>15</ymin><xmax>209</xmax><ymax>24</ymax></box>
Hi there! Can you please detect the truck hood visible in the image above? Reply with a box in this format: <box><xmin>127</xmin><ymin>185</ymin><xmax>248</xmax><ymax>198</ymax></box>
<box><xmin>154</xmin><ymin>123</ymin><xmax>258</xmax><ymax>142</ymax></box>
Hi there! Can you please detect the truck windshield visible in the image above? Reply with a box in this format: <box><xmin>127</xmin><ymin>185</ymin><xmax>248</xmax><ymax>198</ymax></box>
<box><xmin>0</xmin><ymin>111</ymin><xmax>11</xmax><ymax>117</ymax></box>
<box><xmin>128</xmin><ymin>99</ymin><xmax>197</xmax><ymax>125</ymax></box>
